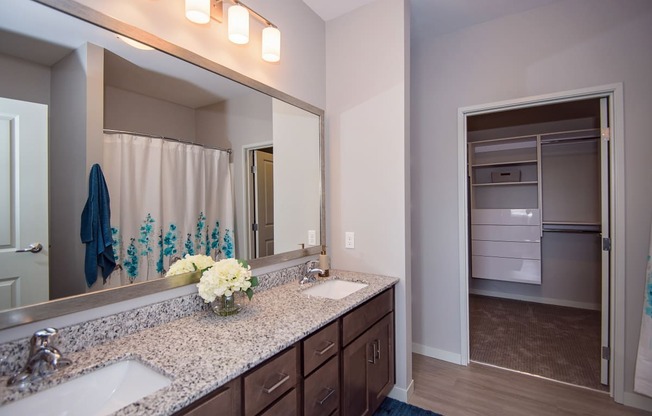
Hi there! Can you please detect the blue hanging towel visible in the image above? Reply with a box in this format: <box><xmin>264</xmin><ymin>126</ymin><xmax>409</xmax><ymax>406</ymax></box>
<box><xmin>81</xmin><ymin>164</ymin><xmax>116</xmax><ymax>287</ymax></box>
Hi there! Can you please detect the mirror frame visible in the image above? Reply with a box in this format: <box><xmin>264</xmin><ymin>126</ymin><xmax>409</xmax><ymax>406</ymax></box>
<box><xmin>0</xmin><ymin>0</ymin><xmax>325</xmax><ymax>330</ymax></box>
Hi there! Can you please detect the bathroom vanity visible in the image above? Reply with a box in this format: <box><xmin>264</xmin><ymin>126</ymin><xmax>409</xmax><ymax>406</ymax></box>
<box><xmin>178</xmin><ymin>285</ymin><xmax>394</xmax><ymax>416</ymax></box>
<box><xmin>0</xmin><ymin>270</ymin><xmax>397</xmax><ymax>416</ymax></box>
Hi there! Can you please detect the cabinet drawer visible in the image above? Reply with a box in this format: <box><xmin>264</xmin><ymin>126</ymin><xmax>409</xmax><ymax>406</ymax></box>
<box><xmin>303</xmin><ymin>320</ymin><xmax>339</xmax><ymax>376</ymax></box>
<box><xmin>244</xmin><ymin>346</ymin><xmax>298</xmax><ymax>416</ymax></box>
<box><xmin>471</xmin><ymin>240</ymin><xmax>540</xmax><ymax>260</ymax></box>
<box><xmin>177</xmin><ymin>378</ymin><xmax>241</xmax><ymax>416</ymax></box>
<box><xmin>259</xmin><ymin>389</ymin><xmax>298</xmax><ymax>416</ymax></box>
<box><xmin>471</xmin><ymin>256</ymin><xmax>541</xmax><ymax>284</ymax></box>
<box><xmin>471</xmin><ymin>225</ymin><xmax>540</xmax><ymax>242</ymax></box>
<box><xmin>304</xmin><ymin>356</ymin><xmax>339</xmax><ymax>416</ymax></box>
<box><xmin>342</xmin><ymin>288</ymin><xmax>393</xmax><ymax>346</ymax></box>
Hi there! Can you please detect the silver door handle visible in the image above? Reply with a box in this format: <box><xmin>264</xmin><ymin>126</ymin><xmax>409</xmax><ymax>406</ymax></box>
<box><xmin>262</xmin><ymin>373</ymin><xmax>290</xmax><ymax>394</ymax></box>
<box><xmin>16</xmin><ymin>243</ymin><xmax>43</xmax><ymax>253</ymax></box>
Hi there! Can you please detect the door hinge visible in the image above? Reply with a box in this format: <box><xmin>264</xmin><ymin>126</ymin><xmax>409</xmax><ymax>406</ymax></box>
<box><xmin>251</xmin><ymin>223</ymin><xmax>258</xmax><ymax>232</ymax></box>
<box><xmin>602</xmin><ymin>237</ymin><xmax>611</xmax><ymax>251</ymax></box>
<box><xmin>602</xmin><ymin>346</ymin><xmax>611</xmax><ymax>360</ymax></box>
<box><xmin>601</xmin><ymin>127</ymin><xmax>611</xmax><ymax>141</ymax></box>
<box><xmin>250</xmin><ymin>165</ymin><xmax>256</xmax><ymax>174</ymax></box>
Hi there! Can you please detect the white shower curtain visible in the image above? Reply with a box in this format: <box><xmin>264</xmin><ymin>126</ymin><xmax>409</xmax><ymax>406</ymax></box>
<box><xmin>635</xmin><ymin>224</ymin><xmax>652</xmax><ymax>397</ymax></box>
<box><xmin>102</xmin><ymin>133</ymin><xmax>234</xmax><ymax>284</ymax></box>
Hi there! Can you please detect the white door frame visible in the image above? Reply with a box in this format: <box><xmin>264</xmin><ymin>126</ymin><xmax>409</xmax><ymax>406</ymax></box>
<box><xmin>457</xmin><ymin>83</ymin><xmax>625</xmax><ymax>401</ymax></box>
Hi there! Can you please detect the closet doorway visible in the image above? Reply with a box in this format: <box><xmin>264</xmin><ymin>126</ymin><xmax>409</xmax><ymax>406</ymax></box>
<box><xmin>463</xmin><ymin>94</ymin><xmax>613</xmax><ymax>391</ymax></box>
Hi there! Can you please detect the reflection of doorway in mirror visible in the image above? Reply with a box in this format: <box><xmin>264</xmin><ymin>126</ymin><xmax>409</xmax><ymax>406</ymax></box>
<box><xmin>0</xmin><ymin>97</ymin><xmax>49</xmax><ymax>310</ymax></box>
<box><xmin>249</xmin><ymin>147</ymin><xmax>275</xmax><ymax>258</ymax></box>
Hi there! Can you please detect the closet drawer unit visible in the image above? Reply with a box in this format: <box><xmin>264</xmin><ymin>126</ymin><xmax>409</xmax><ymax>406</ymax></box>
<box><xmin>471</xmin><ymin>225</ymin><xmax>540</xmax><ymax>243</ymax></box>
<box><xmin>472</xmin><ymin>241</ymin><xmax>541</xmax><ymax>260</ymax></box>
<box><xmin>244</xmin><ymin>346</ymin><xmax>298</xmax><ymax>416</ymax></box>
<box><xmin>471</xmin><ymin>209</ymin><xmax>540</xmax><ymax>226</ymax></box>
<box><xmin>472</xmin><ymin>256</ymin><xmax>541</xmax><ymax>284</ymax></box>
<box><xmin>303</xmin><ymin>320</ymin><xmax>339</xmax><ymax>377</ymax></box>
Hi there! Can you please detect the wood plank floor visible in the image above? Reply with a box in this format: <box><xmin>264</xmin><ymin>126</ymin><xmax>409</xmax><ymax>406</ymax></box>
<box><xmin>409</xmin><ymin>354</ymin><xmax>652</xmax><ymax>416</ymax></box>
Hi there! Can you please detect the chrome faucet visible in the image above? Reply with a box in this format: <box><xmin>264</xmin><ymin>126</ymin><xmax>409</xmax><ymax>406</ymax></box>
<box><xmin>300</xmin><ymin>260</ymin><xmax>324</xmax><ymax>285</ymax></box>
<box><xmin>7</xmin><ymin>328</ymin><xmax>72</xmax><ymax>388</ymax></box>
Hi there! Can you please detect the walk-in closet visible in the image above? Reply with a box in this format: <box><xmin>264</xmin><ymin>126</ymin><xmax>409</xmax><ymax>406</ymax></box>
<box><xmin>466</xmin><ymin>98</ymin><xmax>610</xmax><ymax>390</ymax></box>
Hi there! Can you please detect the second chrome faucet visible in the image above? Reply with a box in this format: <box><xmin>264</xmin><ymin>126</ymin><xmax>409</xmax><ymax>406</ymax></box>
<box><xmin>7</xmin><ymin>327</ymin><xmax>72</xmax><ymax>388</ymax></box>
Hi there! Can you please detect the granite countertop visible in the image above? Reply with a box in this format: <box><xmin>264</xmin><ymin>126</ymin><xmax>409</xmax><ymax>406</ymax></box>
<box><xmin>0</xmin><ymin>270</ymin><xmax>398</xmax><ymax>415</ymax></box>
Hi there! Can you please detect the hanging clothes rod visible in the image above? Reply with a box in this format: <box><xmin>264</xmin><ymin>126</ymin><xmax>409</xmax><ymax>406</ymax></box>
<box><xmin>540</xmin><ymin>136</ymin><xmax>599</xmax><ymax>145</ymax></box>
<box><xmin>103</xmin><ymin>129</ymin><xmax>232</xmax><ymax>154</ymax></box>
<box><xmin>543</xmin><ymin>228</ymin><xmax>601</xmax><ymax>234</ymax></box>
<box><xmin>540</xmin><ymin>128</ymin><xmax>601</xmax><ymax>145</ymax></box>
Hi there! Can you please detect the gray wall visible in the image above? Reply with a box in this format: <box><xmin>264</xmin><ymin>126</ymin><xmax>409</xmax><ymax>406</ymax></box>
<box><xmin>104</xmin><ymin>86</ymin><xmax>196</xmax><ymax>140</ymax></box>
<box><xmin>411</xmin><ymin>0</ymin><xmax>652</xmax><ymax>405</ymax></box>
<box><xmin>0</xmin><ymin>54</ymin><xmax>50</xmax><ymax>105</ymax></box>
<box><xmin>50</xmin><ymin>43</ymin><xmax>105</xmax><ymax>299</ymax></box>
<box><xmin>326</xmin><ymin>0</ymin><xmax>412</xmax><ymax>397</ymax></box>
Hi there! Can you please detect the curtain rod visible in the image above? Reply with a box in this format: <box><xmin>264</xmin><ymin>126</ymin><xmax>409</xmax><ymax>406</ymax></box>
<box><xmin>103</xmin><ymin>129</ymin><xmax>232</xmax><ymax>154</ymax></box>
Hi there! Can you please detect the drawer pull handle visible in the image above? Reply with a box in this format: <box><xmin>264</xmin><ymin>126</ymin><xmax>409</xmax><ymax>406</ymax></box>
<box><xmin>315</xmin><ymin>341</ymin><xmax>335</xmax><ymax>356</ymax></box>
<box><xmin>317</xmin><ymin>387</ymin><xmax>336</xmax><ymax>405</ymax></box>
<box><xmin>262</xmin><ymin>373</ymin><xmax>290</xmax><ymax>394</ymax></box>
<box><xmin>375</xmin><ymin>340</ymin><xmax>381</xmax><ymax>361</ymax></box>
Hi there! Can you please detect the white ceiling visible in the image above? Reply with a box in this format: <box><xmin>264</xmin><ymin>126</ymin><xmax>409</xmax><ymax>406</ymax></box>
<box><xmin>303</xmin><ymin>0</ymin><xmax>559</xmax><ymax>39</ymax></box>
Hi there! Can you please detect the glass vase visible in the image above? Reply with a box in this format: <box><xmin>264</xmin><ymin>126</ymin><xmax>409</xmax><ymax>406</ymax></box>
<box><xmin>211</xmin><ymin>292</ymin><xmax>243</xmax><ymax>316</ymax></box>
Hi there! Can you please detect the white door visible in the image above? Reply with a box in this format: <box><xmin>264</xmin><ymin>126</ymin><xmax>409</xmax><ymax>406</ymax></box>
<box><xmin>0</xmin><ymin>97</ymin><xmax>49</xmax><ymax>310</ymax></box>
<box><xmin>599</xmin><ymin>97</ymin><xmax>611</xmax><ymax>385</ymax></box>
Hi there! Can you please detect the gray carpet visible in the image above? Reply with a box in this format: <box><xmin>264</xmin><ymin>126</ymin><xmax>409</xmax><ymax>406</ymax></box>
<box><xmin>469</xmin><ymin>294</ymin><xmax>607</xmax><ymax>391</ymax></box>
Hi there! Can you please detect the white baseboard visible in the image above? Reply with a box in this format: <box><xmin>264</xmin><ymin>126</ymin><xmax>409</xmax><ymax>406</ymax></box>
<box><xmin>388</xmin><ymin>379</ymin><xmax>414</xmax><ymax>402</ymax></box>
<box><xmin>624</xmin><ymin>391</ymin><xmax>652</xmax><ymax>412</ymax></box>
<box><xmin>413</xmin><ymin>343</ymin><xmax>462</xmax><ymax>365</ymax></box>
<box><xmin>470</xmin><ymin>288</ymin><xmax>600</xmax><ymax>310</ymax></box>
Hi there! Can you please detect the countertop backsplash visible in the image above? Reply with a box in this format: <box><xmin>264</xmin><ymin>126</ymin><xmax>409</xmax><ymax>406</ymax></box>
<box><xmin>0</xmin><ymin>263</ymin><xmax>304</xmax><ymax>375</ymax></box>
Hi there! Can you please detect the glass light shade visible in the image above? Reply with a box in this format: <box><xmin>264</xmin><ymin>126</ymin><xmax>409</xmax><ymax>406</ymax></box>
<box><xmin>228</xmin><ymin>4</ymin><xmax>249</xmax><ymax>44</ymax></box>
<box><xmin>116</xmin><ymin>35</ymin><xmax>154</xmax><ymax>51</ymax></box>
<box><xmin>185</xmin><ymin>0</ymin><xmax>211</xmax><ymax>24</ymax></box>
<box><xmin>262</xmin><ymin>26</ymin><xmax>281</xmax><ymax>62</ymax></box>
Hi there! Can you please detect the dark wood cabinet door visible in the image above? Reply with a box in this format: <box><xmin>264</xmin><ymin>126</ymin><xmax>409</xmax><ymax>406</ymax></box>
<box><xmin>368</xmin><ymin>312</ymin><xmax>394</xmax><ymax>414</ymax></box>
<box><xmin>341</xmin><ymin>330</ymin><xmax>372</xmax><ymax>416</ymax></box>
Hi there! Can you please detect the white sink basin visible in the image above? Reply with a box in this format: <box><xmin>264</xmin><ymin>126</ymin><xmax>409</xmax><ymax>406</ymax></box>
<box><xmin>302</xmin><ymin>279</ymin><xmax>368</xmax><ymax>300</ymax></box>
<box><xmin>0</xmin><ymin>360</ymin><xmax>171</xmax><ymax>416</ymax></box>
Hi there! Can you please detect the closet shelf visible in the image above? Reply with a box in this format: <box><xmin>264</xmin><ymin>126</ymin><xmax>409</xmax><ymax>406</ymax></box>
<box><xmin>472</xmin><ymin>181</ymin><xmax>537</xmax><ymax>187</ymax></box>
<box><xmin>471</xmin><ymin>159</ymin><xmax>537</xmax><ymax>168</ymax></box>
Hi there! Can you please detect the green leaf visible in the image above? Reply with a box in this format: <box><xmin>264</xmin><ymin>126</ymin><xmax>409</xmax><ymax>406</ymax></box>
<box><xmin>250</xmin><ymin>275</ymin><xmax>259</xmax><ymax>287</ymax></box>
<box><xmin>245</xmin><ymin>288</ymin><xmax>254</xmax><ymax>301</ymax></box>
<box><xmin>238</xmin><ymin>259</ymin><xmax>249</xmax><ymax>268</ymax></box>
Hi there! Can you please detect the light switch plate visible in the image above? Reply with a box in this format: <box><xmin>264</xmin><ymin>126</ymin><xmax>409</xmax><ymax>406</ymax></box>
<box><xmin>308</xmin><ymin>230</ymin><xmax>316</xmax><ymax>246</ymax></box>
<box><xmin>345</xmin><ymin>232</ymin><xmax>355</xmax><ymax>249</ymax></box>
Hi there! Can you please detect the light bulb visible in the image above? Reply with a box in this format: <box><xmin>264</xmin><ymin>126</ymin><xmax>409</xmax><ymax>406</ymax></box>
<box><xmin>228</xmin><ymin>4</ymin><xmax>249</xmax><ymax>44</ymax></box>
<box><xmin>185</xmin><ymin>0</ymin><xmax>211</xmax><ymax>24</ymax></box>
<box><xmin>262</xmin><ymin>26</ymin><xmax>281</xmax><ymax>62</ymax></box>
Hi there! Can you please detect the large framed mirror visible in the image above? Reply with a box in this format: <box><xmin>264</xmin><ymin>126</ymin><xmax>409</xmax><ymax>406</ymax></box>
<box><xmin>0</xmin><ymin>0</ymin><xmax>325</xmax><ymax>329</ymax></box>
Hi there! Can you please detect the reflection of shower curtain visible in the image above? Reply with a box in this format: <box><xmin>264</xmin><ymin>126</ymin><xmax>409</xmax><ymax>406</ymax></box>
<box><xmin>635</xmin><ymin>224</ymin><xmax>652</xmax><ymax>397</ymax></box>
<box><xmin>102</xmin><ymin>133</ymin><xmax>234</xmax><ymax>284</ymax></box>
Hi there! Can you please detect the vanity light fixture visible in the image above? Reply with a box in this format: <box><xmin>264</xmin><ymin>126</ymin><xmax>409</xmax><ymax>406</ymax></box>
<box><xmin>262</xmin><ymin>26</ymin><xmax>280</xmax><ymax>62</ymax></box>
<box><xmin>228</xmin><ymin>3</ymin><xmax>249</xmax><ymax>44</ymax></box>
<box><xmin>183</xmin><ymin>0</ymin><xmax>280</xmax><ymax>62</ymax></box>
<box><xmin>185</xmin><ymin>0</ymin><xmax>211</xmax><ymax>24</ymax></box>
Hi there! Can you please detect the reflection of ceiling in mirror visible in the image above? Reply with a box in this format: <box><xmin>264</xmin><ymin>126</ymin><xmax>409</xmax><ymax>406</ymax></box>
<box><xmin>0</xmin><ymin>2</ymin><xmax>250</xmax><ymax>105</ymax></box>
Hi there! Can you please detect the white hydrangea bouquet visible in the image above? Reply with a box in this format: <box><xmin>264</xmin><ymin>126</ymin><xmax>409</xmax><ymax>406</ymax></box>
<box><xmin>165</xmin><ymin>254</ymin><xmax>216</xmax><ymax>277</ymax></box>
<box><xmin>197</xmin><ymin>258</ymin><xmax>259</xmax><ymax>302</ymax></box>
